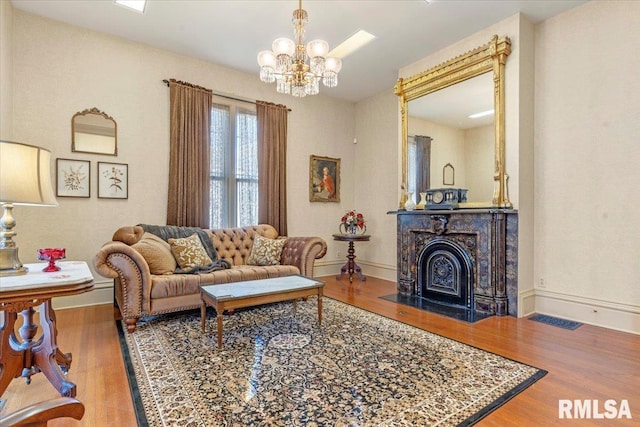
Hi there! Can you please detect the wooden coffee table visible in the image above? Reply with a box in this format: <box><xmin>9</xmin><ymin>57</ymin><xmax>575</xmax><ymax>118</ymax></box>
<box><xmin>199</xmin><ymin>275</ymin><xmax>324</xmax><ymax>349</ymax></box>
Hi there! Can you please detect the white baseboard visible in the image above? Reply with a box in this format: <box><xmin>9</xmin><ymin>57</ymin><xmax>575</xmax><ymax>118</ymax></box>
<box><xmin>533</xmin><ymin>289</ymin><xmax>640</xmax><ymax>335</ymax></box>
<box><xmin>52</xmin><ymin>270</ymin><xmax>639</xmax><ymax>335</ymax></box>
<box><xmin>52</xmin><ymin>279</ymin><xmax>114</xmax><ymax>310</ymax></box>
<box><xmin>518</xmin><ymin>288</ymin><xmax>536</xmax><ymax>318</ymax></box>
<box><xmin>314</xmin><ymin>260</ymin><xmax>396</xmax><ymax>282</ymax></box>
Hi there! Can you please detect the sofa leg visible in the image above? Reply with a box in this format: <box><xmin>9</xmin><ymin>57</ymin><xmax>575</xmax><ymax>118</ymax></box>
<box><xmin>124</xmin><ymin>318</ymin><xmax>138</xmax><ymax>333</ymax></box>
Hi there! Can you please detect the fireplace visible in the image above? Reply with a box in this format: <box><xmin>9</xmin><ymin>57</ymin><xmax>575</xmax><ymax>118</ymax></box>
<box><xmin>418</xmin><ymin>239</ymin><xmax>473</xmax><ymax>309</ymax></box>
<box><xmin>394</xmin><ymin>209</ymin><xmax>518</xmax><ymax>319</ymax></box>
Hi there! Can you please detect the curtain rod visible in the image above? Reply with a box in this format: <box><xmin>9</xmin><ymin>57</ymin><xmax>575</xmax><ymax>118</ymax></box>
<box><xmin>162</xmin><ymin>79</ymin><xmax>291</xmax><ymax>111</ymax></box>
<box><xmin>162</xmin><ymin>79</ymin><xmax>254</xmax><ymax>105</ymax></box>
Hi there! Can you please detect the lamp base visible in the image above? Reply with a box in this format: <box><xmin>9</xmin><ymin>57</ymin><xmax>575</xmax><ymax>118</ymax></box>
<box><xmin>0</xmin><ymin>247</ymin><xmax>28</xmax><ymax>276</ymax></box>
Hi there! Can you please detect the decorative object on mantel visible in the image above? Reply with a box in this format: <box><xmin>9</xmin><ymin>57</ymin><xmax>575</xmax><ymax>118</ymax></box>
<box><xmin>0</xmin><ymin>141</ymin><xmax>58</xmax><ymax>276</ymax></box>
<box><xmin>425</xmin><ymin>187</ymin><xmax>467</xmax><ymax>210</ymax></box>
<box><xmin>416</xmin><ymin>192</ymin><xmax>427</xmax><ymax>210</ymax></box>
<box><xmin>37</xmin><ymin>248</ymin><xmax>66</xmax><ymax>272</ymax></box>
<box><xmin>257</xmin><ymin>0</ymin><xmax>342</xmax><ymax>97</ymax></box>
<box><xmin>340</xmin><ymin>210</ymin><xmax>366</xmax><ymax>235</ymax></box>
<box><xmin>404</xmin><ymin>191</ymin><xmax>416</xmax><ymax>211</ymax></box>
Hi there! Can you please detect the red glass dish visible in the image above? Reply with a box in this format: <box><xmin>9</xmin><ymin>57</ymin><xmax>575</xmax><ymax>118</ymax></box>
<box><xmin>37</xmin><ymin>248</ymin><xmax>66</xmax><ymax>272</ymax></box>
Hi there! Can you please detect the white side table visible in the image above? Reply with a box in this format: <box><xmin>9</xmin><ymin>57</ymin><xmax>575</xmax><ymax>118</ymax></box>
<box><xmin>0</xmin><ymin>261</ymin><xmax>94</xmax><ymax>398</ymax></box>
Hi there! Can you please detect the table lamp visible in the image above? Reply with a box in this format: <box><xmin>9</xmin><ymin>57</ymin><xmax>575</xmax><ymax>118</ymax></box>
<box><xmin>0</xmin><ymin>140</ymin><xmax>58</xmax><ymax>276</ymax></box>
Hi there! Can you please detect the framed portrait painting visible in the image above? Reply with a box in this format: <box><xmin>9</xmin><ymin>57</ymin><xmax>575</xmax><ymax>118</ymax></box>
<box><xmin>56</xmin><ymin>158</ymin><xmax>90</xmax><ymax>198</ymax></box>
<box><xmin>98</xmin><ymin>161</ymin><xmax>128</xmax><ymax>199</ymax></box>
<box><xmin>309</xmin><ymin>155</ymin><xmax>340</xmax><ymax>202</ymax></box>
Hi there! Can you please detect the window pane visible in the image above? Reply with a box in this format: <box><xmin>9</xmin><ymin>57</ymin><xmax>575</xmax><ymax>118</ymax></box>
<box><xmin>210</xmin><ymin>102</ymin><xmax>258</xmax><ymax>228</ymax></box>
<box><xmin>237</xmin><ymin>179</ymin><xmax>258</xmax><ymax>226</ymax></box>
<box><xmin>210</xmin><ymin>105</ymin><xmax>229</xmax><ymax>228</ymax></box>
<box><xmin>236</xmin><ymin>109</ymin><xmax>258</xmax><ymax>226</ymax></box>
<box><xmin>211</xmin><ymin>104</ymin><xmax>229</xmax><ymax>178</ymax></box>
<box><xmin>209</xmin><ymin>178</ymin><xmax>224</xmax><ymax>229</ymax></box>
<box><xmin>236</xmin><ymin>109</ymin><xmax>257</xmax><ymax>179</ymax></box>
<box><xmin>407</xmin><ymin>136</ymin><xmax>417</xmax><ymax>195</ymax></box>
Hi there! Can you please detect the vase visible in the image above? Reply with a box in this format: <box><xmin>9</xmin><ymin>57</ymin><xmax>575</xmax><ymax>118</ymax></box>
<box><xmin>416</xmin><ymin>192</ymin><xmax>427</xmax><ymax>209</ymax></box>
<box><xmin>339</xmin><ymin>223</ymin><xmax>366</xmax><ymax>235</ymax></box>
<box><xmin>404</xmin><ymin>191</ymin><xmax>416</xmax><ymax>211</ymax></box>
<box><xmin>37</xmin><ymin>248</ymin><xmax>66</xmax><ymax>272</ymax></box>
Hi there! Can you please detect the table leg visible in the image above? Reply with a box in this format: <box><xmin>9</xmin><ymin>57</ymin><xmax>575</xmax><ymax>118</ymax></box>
<box><xmin>336</xmin><ymin>241</ymin><xmax>366</xmax><ymax>283</ymax></box>
<box><xmin>317</xmin><ymin>290</ymin><xmax>323</xmax><ymax>326</ymax></box>
<box><xmin>352</xmin><ymin>261</ymin><xmax>366</xmax><ymax>282</ymax></box>
<box><xmin>48</xmin><ymin>303</ymin><xmax>72</xmax><ymax>374</ymax></box>
<box><xmin>217</xmin><ymin>310</ymin><xmax>223</xmax><ymax>349</ymax></box>
<box><xmin>0</xmin><ymin>310</ymin><xmax>21</xmax><ymax>397</ymax></box>
<box><xmin>200</xmin><ymin>302</ymin><xmax>206</xmax><ymax>332</ymax></box>
<box><xmin>33</xmin><ymin>301</ymin><xmax>76</xmax><ymax>397</ymax></box>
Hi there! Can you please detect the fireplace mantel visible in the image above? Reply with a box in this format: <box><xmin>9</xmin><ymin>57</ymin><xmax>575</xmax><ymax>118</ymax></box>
<box><xmin>391</xmin><ymin>209</ymin><xmax>518</xmax><ymax>317</ymax></box>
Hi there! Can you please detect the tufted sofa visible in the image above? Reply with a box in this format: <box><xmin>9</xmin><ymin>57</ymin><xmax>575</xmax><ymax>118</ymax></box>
<box><xmin>94</xmin><ymin>224</ymin><xmax>327</xmax><ymax>333</ymax></box>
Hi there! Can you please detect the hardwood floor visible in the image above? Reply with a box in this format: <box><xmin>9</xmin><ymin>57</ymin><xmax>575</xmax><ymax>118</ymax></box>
<box><xmin>2</xmin><ymin>276</ymin><xmax>638</xmax><ymax>426</ymax></box>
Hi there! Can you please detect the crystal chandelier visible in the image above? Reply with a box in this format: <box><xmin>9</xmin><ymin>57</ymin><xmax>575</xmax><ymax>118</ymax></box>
<box><xmin>257</xmin><ymin>0</ymin><xmax>342</xmax><ymax>98</ymax></box>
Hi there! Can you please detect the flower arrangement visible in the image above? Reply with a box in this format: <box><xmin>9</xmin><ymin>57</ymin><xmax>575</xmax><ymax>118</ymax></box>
<box><xmin>340</xmin><ymin>210</ymin><xmax>366</xmax><ymax>234</ymax></box>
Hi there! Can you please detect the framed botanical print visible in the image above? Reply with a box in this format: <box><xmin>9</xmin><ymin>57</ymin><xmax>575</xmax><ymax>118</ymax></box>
<box><xmin>56</xmin><ymin>158</ymin><xmax>90</xmax><ymax>198</ymax></box>
<box><xmin>309</xmin><ymin>155</ymin><xmax>340</xmax><ymax>202</ymax></box>
<box><xmin>98</xmin><ymin>161</ymin><xmax>128</xmax><ymax>199</ymax></box>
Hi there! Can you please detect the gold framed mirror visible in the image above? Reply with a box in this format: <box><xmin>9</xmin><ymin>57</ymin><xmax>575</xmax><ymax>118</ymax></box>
<box><xmin>71</xmin><ymin>108</ymin><xmax>117</xmax><ymax>156</ymax></box>
<box><xmin>394</xmin><ymin>35</ymin><xmax>511</xmax><ymax>208</ymax></box>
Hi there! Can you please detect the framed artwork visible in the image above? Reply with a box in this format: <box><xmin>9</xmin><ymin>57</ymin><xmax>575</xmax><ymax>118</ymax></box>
<box><xmin>56</xmin><ymin>158</ymin><xmax>90</xmax><ymax>198</ymax></box>
<box><xmin>309</xmin><ymin>155</ymin><xmax>340</xmax><ymax>202</ymax></box>
<box><xmin>98</xmin><ymin>162</ymin><xmax>128</xmax><ymax>199</ymax></box>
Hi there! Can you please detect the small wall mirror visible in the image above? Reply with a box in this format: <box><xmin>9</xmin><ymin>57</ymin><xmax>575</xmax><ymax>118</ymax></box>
<box><xmin>72</xmin><ymin>108</ymin><xmax>117</xmax><ymax>156</ymax></box>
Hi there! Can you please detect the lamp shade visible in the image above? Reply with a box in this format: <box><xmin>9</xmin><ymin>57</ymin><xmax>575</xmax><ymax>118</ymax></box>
<box><xmin>324</xmin><ymin>57</ymin><xmax>342</xmax><ymax>73</ymax></box>
<box><xmin>0</xmin><ymin>140</ymin><xmax>58</xmax><ymax>206</ymax></box>
<box><xmin>306</xmin><ymin>39</ymin><xmax>329</xmax><ymax>58</ymax></box>
<box><xmin>272</xmin><ymin>38</ymin><xmax>296</xmax><ymax>56</ymax></box>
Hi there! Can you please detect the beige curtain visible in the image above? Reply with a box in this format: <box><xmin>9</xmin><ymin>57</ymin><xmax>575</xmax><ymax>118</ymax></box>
<box><xmin>256</xmin><ymin>100</ymin><xmax>288</xmax><ymax>236</ymax></box>
<box><xmin>167</xmin><ymin>79</ymin><xmax>212</xmax><ymax>228</ymax></box>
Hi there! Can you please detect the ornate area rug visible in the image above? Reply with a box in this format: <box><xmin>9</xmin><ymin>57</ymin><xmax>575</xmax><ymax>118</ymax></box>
<box><xmin>118</xmin><ymin>298</ymin><xmax>546</xmax><ymax>426</ymax></box>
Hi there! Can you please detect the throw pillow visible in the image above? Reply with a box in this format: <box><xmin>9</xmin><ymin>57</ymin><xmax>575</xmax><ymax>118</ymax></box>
<box><xmin>168</xmin><ymin>233</ymin><xmax>213</xmax><ymax>269</ymax></box>
<box><xmin>246</xmin><ymin>235</ymin><xmax>287</xmax><ymax>266</ymax></box>
<box><xmin>113</xmin><ymin>226</ymin><xmax>145</xmax><ymax>246</ymax></box>
<box><xmin>131</xmin><ymin>232</ymin><xmax>177</xmax><ymax>275</ymax></box>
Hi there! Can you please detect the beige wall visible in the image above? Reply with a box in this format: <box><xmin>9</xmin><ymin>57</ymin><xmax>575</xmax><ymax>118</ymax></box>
<box><xmin>0</xmin><ymin>0</ymin><xmax>13</xmax><ymax>139</ymax></box>
<box><xmin>9</xmin><ymin>10</ymin><xmax>356</xmax><ymax>306</ymax></box>
<box><xmin>533</xmin><ymin>1</ymin><xmax>640</xmax><ymax>333</ymax></box>
<box><xmin>353</xmin><ymin>89</ymin><xmax>398</xmax><ymax>281</ymax></box>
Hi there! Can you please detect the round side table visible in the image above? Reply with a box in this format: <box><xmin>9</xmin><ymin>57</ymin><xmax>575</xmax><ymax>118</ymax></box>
<box><xmin>332</xmin><ymin>234</ymin><xmax>371</xmax><ymax>283</ymax></box>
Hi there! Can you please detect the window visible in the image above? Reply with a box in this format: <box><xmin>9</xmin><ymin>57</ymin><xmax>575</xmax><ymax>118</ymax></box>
<box><xmin>210</xmin><ymin>97</ymin><xmax>258</xmax><ymax>228</ymax></box>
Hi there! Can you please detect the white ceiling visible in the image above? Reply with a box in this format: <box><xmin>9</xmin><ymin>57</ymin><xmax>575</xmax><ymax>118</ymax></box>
<box><xmin>11</xmin><ymin>0</ymin><xmax>587</xmax><ymax>103</ymax></box>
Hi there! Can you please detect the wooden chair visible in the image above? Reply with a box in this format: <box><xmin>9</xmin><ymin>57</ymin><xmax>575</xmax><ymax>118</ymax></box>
<box><xmin>0</xmin><ymin>397</ymin><xmax>84</xmax><ymax>426</ymax></box>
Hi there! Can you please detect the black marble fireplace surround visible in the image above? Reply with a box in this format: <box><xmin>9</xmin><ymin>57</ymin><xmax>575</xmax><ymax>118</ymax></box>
<box><xmin>393</xmin><ymin>209</ymin><xmax>518</xmax><ymax>320</ymax></box>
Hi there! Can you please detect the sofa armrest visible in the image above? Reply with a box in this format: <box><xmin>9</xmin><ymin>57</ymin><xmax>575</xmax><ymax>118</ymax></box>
<box><xmin>280</xmin><ymin>236</ymin><xmax>327</xmax><ymax>277</ymax></box>
<box><xmin>93</xmin><ymin>241</ymin><xmax>153</xmax><ymax>318</ymax></box>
